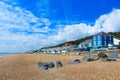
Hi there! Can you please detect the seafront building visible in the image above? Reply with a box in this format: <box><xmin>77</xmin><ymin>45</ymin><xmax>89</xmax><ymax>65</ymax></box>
<box><xmin>39</xmin><ymin>32</ymin><xmax>120</xmax><ymax>53</ymax></box>
<box><xmin>92</xmin><ymin>32</ymin><xmax>113</xmax><ymax>49</ymax></box>
<box><xmin>78</xmin><ymin>32</ymin><xmax>119</xmax><ymax>51</ymax></box>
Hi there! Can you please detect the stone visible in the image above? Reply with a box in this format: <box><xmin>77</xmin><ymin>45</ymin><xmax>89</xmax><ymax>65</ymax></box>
<box><xmin>55</xmin><ymin>61</ymin><xmax>63</xmax><ymax>68</ymax></box>
<box><xmin>101</xmin><ymin>58</ymin><xmax>116</xmax><ymax>62</ymax></box>
<box><xmin>45</xmin><ymin>62</ymin><xmax>55</xmax><ymax>68</ymax></box>
<box><xmin>68</xmin><ymin>61</ymin><xmax>77</xmax><ymax>64</ymax></box>
<box><xmin>97</xmin><ymin>52</ymin><xmax>108</xmax><ymax>58</ymax></box>
<box><xmin>39</xmin><ymin>64</ymin><xmax>49</xmax><ymax>70</ymax></box>
<box><xmin>37</xmin><ymin>62</ymin><xmax>47</xmax><ymax>70</ymax></box>
<box><xmin>74</xmin><ymin>59</ymin><xmax>81</xmax><ymax>63</ymax></box>
<box><xmin>37</xmin><ymin>62</ymin><xmax>55</xmax><ymax>70</ymax></box>
<box><xmin>83</xmin><ymin>55</ymin><xmax>99</xmax><ymax>62</ymax></box>
<box><xmin>101</xmin><ymin>58</ymin><xmax>108</xmax><ymax>62</ymax></box>
<box><xmin>108</xmin><ymin>53</ymin><xmax>119</xmax><ymax>59</ymax></box>
<box><xmin>68</xmin><ymin>59</ymin><xmax>80</xmax><ymax>64</ymax></box>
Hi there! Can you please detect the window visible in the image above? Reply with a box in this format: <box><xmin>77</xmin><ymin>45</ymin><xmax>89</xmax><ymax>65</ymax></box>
<box><xmin>93</xmin><ymin>36</ymin><xmax>96</xmax><ymax>40</ymax></box>
<box><xmin>104</xmin><ymin>41</ymin><xmax>107</xmax><ymax>46</ymax></box>
<box><xmin>98</xmin><ymin>41</ymin><xmax>101</xmax><ymax>46</ymax></box>
<box><xmin>109</xmin><ymin>35</ymin><xmax>111</xmax><ymax>40</ymax></box>
<box><xmin>98</xmin><ymin>35</ymin><xmax>101</xmax><ymax>40</ymax></box>
<box><xmin>93</xmin><ymin>41</ymin><xmax>96</xmax><ymax>47</ymax></box>
<box><xmin>104</xmin><ymin>35</ymin><xmax>106</xmax><ymax>40</ymax></box>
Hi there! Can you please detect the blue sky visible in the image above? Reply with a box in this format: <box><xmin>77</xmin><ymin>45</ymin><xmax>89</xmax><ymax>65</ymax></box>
<box><xmin>16</xmin><ymin>0</ymin><xmax>120</xmax><ymax>24</ymax></box>
<box><xmin>0</xmin><ymin>0</ymin><xmax>120</xmax><ymax>53</ymax></box>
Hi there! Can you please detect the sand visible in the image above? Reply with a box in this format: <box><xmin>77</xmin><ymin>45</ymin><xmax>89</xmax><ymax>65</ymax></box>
<box><xmin>0</xmin><ymin>54</ymin><xmax>120</xmax><ymax>80</ymax></box>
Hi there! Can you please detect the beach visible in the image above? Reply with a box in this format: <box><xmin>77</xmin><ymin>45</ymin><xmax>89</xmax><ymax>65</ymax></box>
<box><xmin>0</xmin><ymin>54</ymin><xmax>120</xmax><ymax>80</ymax></box>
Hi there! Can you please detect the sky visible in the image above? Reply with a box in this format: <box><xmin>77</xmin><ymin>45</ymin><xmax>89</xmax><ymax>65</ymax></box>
<box><xmin>0</xmin><ymin>0</ymin><xmax>120</xmax><ymax>53</ymax></box>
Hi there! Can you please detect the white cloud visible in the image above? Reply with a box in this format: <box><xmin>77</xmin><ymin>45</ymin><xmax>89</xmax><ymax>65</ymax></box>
<box><xmin>48</xmin><ymin>9</ymin><xmax>120</xmax><ymax>44</ymax></box>
<box><xmin>0</xmin><ymin>2</ymin><xmax>51</xmax><ymax>53</ymax></box>
<box><xmin>94</xmin><ymin>9</ymin><xmax>120</xmax><ymax>32</ymax></box>
<box><xmin>0</xmin><ymin>1</ymin><xmax>120</xmax><ymax>53</ymax></box>
<box><xmin>0</xmin><ymin>2</ymin><xmax>51</xmax><ymax>32</ymax></box>
<box><xmin>100</xmin><ymin>9</ymin><xmax>120</xmax><ymax>32</ymax></box>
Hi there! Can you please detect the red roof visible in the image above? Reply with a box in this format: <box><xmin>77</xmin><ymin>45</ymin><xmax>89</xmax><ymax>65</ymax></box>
<box><xmin>64</xmin><ymin>43</ymin><xmax>73</xmax><ymax>47</ymax></box>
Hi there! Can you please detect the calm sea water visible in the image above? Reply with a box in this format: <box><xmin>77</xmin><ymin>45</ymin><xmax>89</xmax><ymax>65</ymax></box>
<box><xmin>0</xmin><ymin>53</ymin><xmax>15</xmax><ymax>57</ymax></box>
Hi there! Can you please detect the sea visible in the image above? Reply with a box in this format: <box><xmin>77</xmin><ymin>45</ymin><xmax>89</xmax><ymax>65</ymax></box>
<box><xmin>0</xmin><ymin>53</ymin><xmax>15</xmax><ymax>58</ymax></box>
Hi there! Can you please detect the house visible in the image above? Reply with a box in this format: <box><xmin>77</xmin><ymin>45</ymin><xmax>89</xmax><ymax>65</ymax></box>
<box><xmin>79</xmin><ymin>39</ymin><xmax>92</xmax><ymax>48</ymax></box>
<box><xmin>64</xmin><ymin>43</ymin><xmax>73</xmax><ymax>47</ymax></box>
<box><xmin>78</xmin><ymin>32</ymin><xmax>118</xmax><ymax>52</ymax></box>
<box><xmin>50</xmin><ymin>49</ymin><xmax>57</xmax><ymax>54</ymax></box>
<box><xmin>63</xmin><ymin>43</ymin><xmax>79</xmax><ymax>52</ymax></box>
<box><xmin>61</xmin><ymin>50</ymin><xmax>67</xmax><ymax>53</ymax></box>
<box><xmin>92</xmin><ymin>32</ymin><xmax>114</xmax><ymax>49</ymax></box>
<box><xmin>78</xmin><ymin>39</ymin><xmax>92</xmax><ymax>51</ymax></box>
<box><xmin>113</xmin><ymin>37</ymin><xmax>120</xmax><ymax>45</ymax></box>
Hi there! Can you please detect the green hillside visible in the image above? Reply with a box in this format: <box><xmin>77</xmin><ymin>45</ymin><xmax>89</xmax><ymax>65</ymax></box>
<box><xmin>109</xmin><ymin>32</ymin><xmax>120</xmax><ymax>38</ymax></box>
<box><xmin>55</xmin><ymin>36</ymin><xmax>93</xmax><ymax>47</ymax></box>
<box><xmin>40</xmin><ymin>36</ymin><xmax>93</xmax><ymax>49</ymax></box>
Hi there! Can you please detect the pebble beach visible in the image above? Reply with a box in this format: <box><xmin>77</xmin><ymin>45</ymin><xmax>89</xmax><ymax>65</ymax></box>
<box><xmin>0</xmin><ymin>54</ymin><xmax>120</xmax><ymax>80</ymax></box>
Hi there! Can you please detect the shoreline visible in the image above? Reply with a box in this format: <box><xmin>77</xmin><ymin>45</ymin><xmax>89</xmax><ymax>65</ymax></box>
<box><xmin>0</xmin><ymin>53</ymin><xmax>17</xmax><ymax>59</ymax></box>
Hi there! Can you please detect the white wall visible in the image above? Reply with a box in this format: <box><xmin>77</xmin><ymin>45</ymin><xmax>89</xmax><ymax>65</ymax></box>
<box><xmin>113</xmin><ymin>38</ymin><xmax>120</xmax><ymax>45</ymax></box>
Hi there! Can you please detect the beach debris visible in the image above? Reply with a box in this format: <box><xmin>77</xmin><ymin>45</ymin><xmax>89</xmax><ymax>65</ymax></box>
<box><xmin>83</xmin><ymin>55</ymin><xmax>99</xmax><ymax>62</ymax></box>
<box><xmin>68</xmin><ymin>59</ymin><xmax>80</xmax><ymax>64</ymax></box>
<box><xmin>108</xmin><ymin>53</ymin><xmax>119</xmax><ymax>59</ymax></box>
<box><xmin>37</xmin><ymin>62</ymin><xmax>55</xmax><ymax>70</ymax></box>
<box><xmin>101</xmin><ymin>58</ymin><xmax>116</xmax><ymax>62</ymax></box>
<box><xmin>55</xmin><ymin>61</ymin><xmax>63</xmax><ymax>68</ymax></box>
<box><xmin>97</xmin><ymin>52</ymin><xmax>108</xmax><ymax>58</ymax></box>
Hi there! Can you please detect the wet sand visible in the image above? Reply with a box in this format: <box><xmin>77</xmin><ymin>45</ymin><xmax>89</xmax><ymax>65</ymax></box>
<box><xmin>0</xmin><ymin>54</ymin><xmax>120</xmax><ymax>80</ymax></box>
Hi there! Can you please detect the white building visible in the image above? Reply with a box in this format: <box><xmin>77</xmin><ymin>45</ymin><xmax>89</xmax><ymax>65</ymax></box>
<box><xmin>113</xmin><ymin>38</ymin><xmax>120</xmax><ymax>45</ymax></box>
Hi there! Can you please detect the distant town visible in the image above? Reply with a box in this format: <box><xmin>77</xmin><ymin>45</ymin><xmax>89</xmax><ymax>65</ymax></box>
<box><xmin>29</xmin><ymin>32</ymin><xmax>120</xmax><ymax>54</ymax></box>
